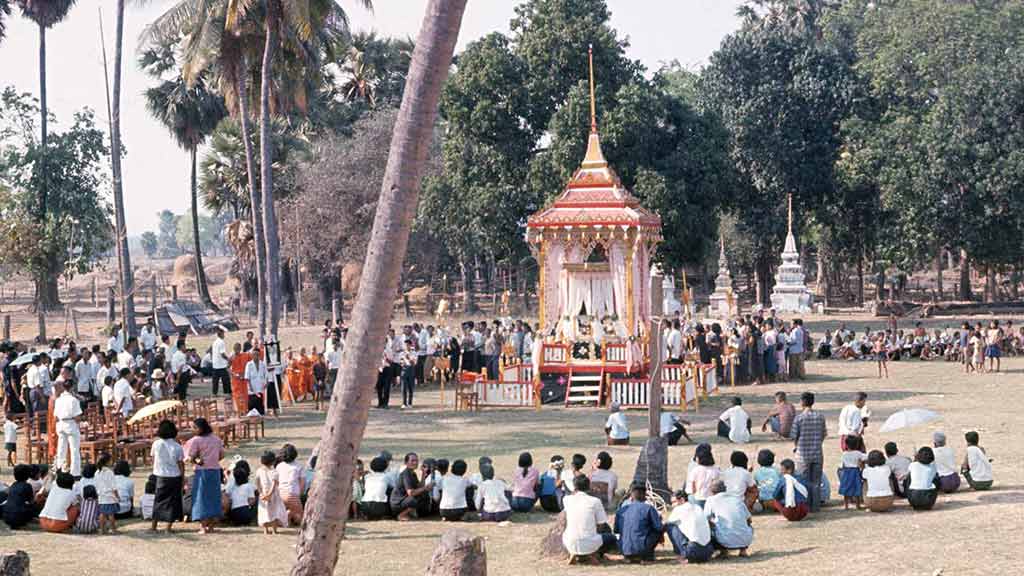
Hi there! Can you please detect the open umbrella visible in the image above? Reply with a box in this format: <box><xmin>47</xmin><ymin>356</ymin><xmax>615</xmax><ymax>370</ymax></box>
<box><xmin>8</xmin><ymin>352</ymin><xmax>39</xmax><ymax>368</ymax></box>
<box><xmin>879</xmin><ymin>408</ymin><xmax>940</xmax><ymax>433</ymax></box>
<box><xmin>127</xmin><ymin>399</ymin><xmax>183</xmax><ymax>425</ymax></box>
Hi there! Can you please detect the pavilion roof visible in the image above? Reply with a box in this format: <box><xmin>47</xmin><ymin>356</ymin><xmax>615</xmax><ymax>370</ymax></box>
<box><xmin>527</xmin><ymin>131</ymin><xmax>662</xmax><ymax>231</ymax></box>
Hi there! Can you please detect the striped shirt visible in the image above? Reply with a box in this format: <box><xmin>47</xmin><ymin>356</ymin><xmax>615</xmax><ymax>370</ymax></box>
<box><xmin>792</xmin><ymin>409</ymin><xmax>827</xmax><ymax>464</ymax></box>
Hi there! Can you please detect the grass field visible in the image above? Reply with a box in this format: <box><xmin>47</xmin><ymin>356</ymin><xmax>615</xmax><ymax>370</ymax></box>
<box><xmin>2</xmin><ymin>320</ymin><xmax>1023</xmax><ymax>576</ymax></box>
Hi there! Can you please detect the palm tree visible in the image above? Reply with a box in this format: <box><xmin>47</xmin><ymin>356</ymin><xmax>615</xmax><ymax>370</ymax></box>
<box><xmin>141</xmin><ymin>34</ymin><xmax>228</xmax><ymax>311</ymax></box>
<box><xmin>110</xmin><ymin>0</ymin><xmax>137</xmax><ymax>334</ymax></box>
<box><xmin>254</xmin><ymin>0</ymin><xmax>370</xmax><ymax>338</ymax></box>
<box><xmin>144</xmin><ymin>0</ymin><xmax>271</xmax><ymax>335</ymax></box>
<box><xmin>17</xmin><ymin>0</ymin><xmax>77</xmax><ymax>309</ymax></box>
<box><xmin>291</xmin><ymin>1</ymin><xmax>466</xmax><ymax>573</ymax></box>
<box><xmin>340</xmin><ymin>45</ymin><xmax>376</xmax><ymax>105</ymax></box>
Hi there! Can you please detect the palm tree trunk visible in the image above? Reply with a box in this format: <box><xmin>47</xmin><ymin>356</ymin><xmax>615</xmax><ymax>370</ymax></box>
<box><xmin>237</xmin><ymin>59</ymin><xmax>267</xmax><ymax>336</ymax></box>
<box><xmin>260</xmin><ymin>14</ymin><xmax>282</xmax><ymax>338</ymax></box>
<box><xmin>111</xmin><ymin>0</ymin><xmax>137</xmax><ymax>335</ymax></box>
<box><xmin>191</xmin><ymin>146</ymin><xmax>218</xmax><ymax>311</ymax></box>
<box><xmin>290</xmin><ymin>2</ymin><xmax>466</xmax><ymax>573</ymax></box>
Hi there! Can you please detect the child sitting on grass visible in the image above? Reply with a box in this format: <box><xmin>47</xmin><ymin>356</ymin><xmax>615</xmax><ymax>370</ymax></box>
<box><xmin>771</xmin><ymin>459</ymin><xmax>809</xmax><ymax>522</ymax></box>
<box><xmin>140</xmin><ymin>475</ymin><xmax>156</xmax><ymax>521</ymax></box>
<box><xmin>474</xmin><ymin>463</ymin><xmax>511</xmax><ymax>522</ymax></box>
<box><xmin>862</xmin><ymin>450</ymin><xmax>894</xmax><ymax>512</ymax></box>
<box><xmin>753</xmin><ymin>449</ymin><xmax>782</xmax><ymax>513</ymax></box>
<box><xmin>721</xmin><ymin>451</ymin><xmax>757</xmax><ymax>511</ymax></box>
<box><xmin>74</xmin><ymin>485</ymin><xmax>100</xmax><ymax>534</ymax></box>
<box><xmin>961</xmin><ymin>431</ymin><xmax>993</xmax><ymax>490</ymax></box>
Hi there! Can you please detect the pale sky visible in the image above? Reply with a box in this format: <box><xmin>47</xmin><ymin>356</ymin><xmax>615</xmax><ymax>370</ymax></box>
<box><xmin>0</xmin><ymin>0</ymin><xmax>743</xmax><ymax>236</ymax></box>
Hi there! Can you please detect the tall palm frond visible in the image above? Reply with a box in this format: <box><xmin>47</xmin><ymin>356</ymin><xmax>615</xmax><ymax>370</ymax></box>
<box><xmin>0</xmin><ymin>0</ymin><xmax>12</xmax><ymax>44</ymax></box>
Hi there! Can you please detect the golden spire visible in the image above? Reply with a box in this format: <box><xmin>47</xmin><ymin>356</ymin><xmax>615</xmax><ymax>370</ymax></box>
<box><xmin>582</xmin><ymin>44</ymin><xmax>607</xmax><ymax>169</ymax></box>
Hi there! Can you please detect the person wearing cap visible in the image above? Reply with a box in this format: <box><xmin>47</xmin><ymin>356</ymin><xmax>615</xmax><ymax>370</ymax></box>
<box><xmin>149</xmin><ymin>369</ymin><xmax>167</xmax><ymax>400</ymax></box>
<box><xmin>604</xmin><ymin>403</ymin><xmax>630</xmax><ymax>446</ymax></box>
<box><xmin>932</xmin><ymin>431</ymin><xmax>961</xmax><ymax>493</ymax></box>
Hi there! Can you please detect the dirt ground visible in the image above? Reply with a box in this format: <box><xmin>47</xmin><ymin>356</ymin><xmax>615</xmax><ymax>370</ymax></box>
<box><xmin>3</xmin><ymin>319</ymin><xmax>1024</xmax><ymax>576</ymax></box>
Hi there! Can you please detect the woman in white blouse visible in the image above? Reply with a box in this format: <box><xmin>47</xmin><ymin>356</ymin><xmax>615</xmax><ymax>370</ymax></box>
<box><xmin>905</xmin><ymin>447</ymin><xmax>940</xmax><ymax>511</ymax></box>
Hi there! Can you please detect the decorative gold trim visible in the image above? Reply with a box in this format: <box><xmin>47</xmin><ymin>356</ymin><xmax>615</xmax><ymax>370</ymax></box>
<box><xmin>538</xmin><ymin>240</ymin><xmax>547</xmax><ymax>331</ymax></box>
<box><xmin>564</xmin><ymin>262</ymin><xmax>610</xmax><ymax>273</ymax></box>
<box><xmin>625</xmin><ymin>236</ymin><xmax>635</xmax><ymax>336</ymax></box>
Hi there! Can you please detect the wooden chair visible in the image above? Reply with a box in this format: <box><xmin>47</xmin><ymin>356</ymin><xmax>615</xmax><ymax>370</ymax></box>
<box><xmin>455</xmin><ymin>373</ymin><xmax>480</xmax><ymax>412</ymax></box>
<box><xmin>24</xmin><ymin>415</ymin><xmax>49</xmax><ymax>465</ymax></box>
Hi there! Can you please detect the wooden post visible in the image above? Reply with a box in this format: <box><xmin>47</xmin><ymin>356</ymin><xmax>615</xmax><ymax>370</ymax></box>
<box><xmin>296</xmin><ymin>260</ymin><xmax>304</xmax><ymax>326</ymax></box>
<box><xmin>337</xmin><ymin>290</ymin><xmax>344</xmax><ymax>324</ymax></box>
<box><xmin>37</xmin><ymin>307</ymin><xmax>46</xmax><ymax>343</ymax></box>
<box><xmin>331</xmin><ymin>294</ymin><xmax>339</xmax><ymax>327</ymax></box>
<box><xmin>151</xmin><ymin>276</ymin><xmax>158</xmax><ymax>311</ymax></box>
<box><xmin>106</xmin><ymin>287</ymin><xmax>116</xmax><ymax>324</ymax></box>
<box><xmin>91</xmin><ymin>277</ymin><xmax>98</xmax><ymax>307</ymax></box>
<box><xmin>648</xmin><ymin>272</ymin><xmax>664</xmax><ymax>439</ymax></box>
<box><xmin>71</xmin><ymin>308</ymin><xmax>80</xmax><ymax>341</ymax></box>
<box><xmin>3</xmin><ymin>315</ymin><xmax>10</xmax><ymax>341</ymax></box>
<box><xmin>171</xmin><ymin>285</ymin><xmax>178</xmax><ymax>301</ymax></box>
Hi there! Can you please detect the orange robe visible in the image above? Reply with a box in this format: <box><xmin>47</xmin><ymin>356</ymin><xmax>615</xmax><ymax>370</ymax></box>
<box><xmin>284</xmin><ymin>360</ymin><xmax>303</xmax><ymax>402</ymax></box>
<box><xmin>47</xmin><ymin>394</ymin><xmax>57</xmax><ymax>459</ymax></box>
<box><xmin>230</xmin><ymin>352</ymin><xmax>252</xmax><ymax>414</ymax></box>
<box><xmin>302</xmin><ymin>355</ymin><xmax>317</xmax><ymax>397</ymax></box>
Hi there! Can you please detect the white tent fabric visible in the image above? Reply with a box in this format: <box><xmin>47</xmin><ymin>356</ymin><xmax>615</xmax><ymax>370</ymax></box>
<box><xmin>544</xmin><ymin>242</ymin><xmax>564</xmax><ymax>331</ymax></box>
<box><xmin>610</xmin><ymin>240</ymin><xmax>628</xmax><ymax>323</ymax></box>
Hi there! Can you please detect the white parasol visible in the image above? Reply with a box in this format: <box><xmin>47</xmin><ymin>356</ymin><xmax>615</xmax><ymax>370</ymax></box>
<box><xmin>127</xmin><ymin>399</ymin><xmax>183</xmax><ymax>425</ymax></box>
<box><xmin>878</xmin><ymin>408</ymin><xmax>941</xmax><ymax>433</ymax></box>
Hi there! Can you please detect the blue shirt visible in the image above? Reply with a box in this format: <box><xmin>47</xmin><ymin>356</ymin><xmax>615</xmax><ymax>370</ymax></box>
<box><xmin>614</xmin><ymin>500</ymin><xmax>663</xmax><ymax>556</ymax></box>
<box><xmin>788</xmin><ymin>326</ymin><xmax>805</xmax><ymax>354</ymax></box>
<box><xmin>753</xmin><ymin>467</ymin><xmax>782</xmax><ymax>502</ymax></box>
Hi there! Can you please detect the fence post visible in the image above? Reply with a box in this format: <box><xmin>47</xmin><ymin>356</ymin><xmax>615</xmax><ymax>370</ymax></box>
<box><xmin>171</xmin><ymin>285</ymin><xmax>178</xmax><ymax>301</ymax></box>
<box><xmin>2</xmin><ymin>315</ymin><xmax>10</xmax><ymax>341</ymax></box>
<box><xmin>331</xmin><ymin>295</ymin><xmax>339</xmax><ymax>327</ymax></box>
<box><xmin>71</xmin><ymin>308</ymin><xmax>80</xmax><ymax>341</ymax></box>
<box><xmin>91</xmin><ymin>277</ymin><xmax>98</xmax><ymax>307</ymax></box>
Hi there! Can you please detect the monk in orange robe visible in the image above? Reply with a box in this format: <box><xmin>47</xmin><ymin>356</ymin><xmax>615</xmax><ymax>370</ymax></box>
<box><xmin>284</xmin><ymin>351</ymin><xmax>303</xmax><ymax>403</ymax></box>
<box><xmin>229</xmin><ymin>342</ymin><xmax>252</xmax><ymax>414</ymax></box>
<box><xmin>47</xmin><ymin>393</ymin><xmax>57</xmax><ymax>460</ymax></box>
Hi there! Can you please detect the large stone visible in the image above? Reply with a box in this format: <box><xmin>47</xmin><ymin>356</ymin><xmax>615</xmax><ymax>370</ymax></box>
<box><xmin>539</xmin><ymin>511</ymin><xmax>569</xmax><ymax>560</ymax></box>
<box><xmin>425</xmin><ymin>529</ymin><xmax>487</xmax><ymax>576</ymax></box>
<box><xmin>0</xmin><ymin>551</ymin><xmax>30</xmax><ymax>576</ymax></box>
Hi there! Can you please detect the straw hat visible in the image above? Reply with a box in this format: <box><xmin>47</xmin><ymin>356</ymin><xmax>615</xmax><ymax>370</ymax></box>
<box><xmin>151</xmin><ymin>368</ymin><xmax>166</xmax><ymax>380</ymax></box>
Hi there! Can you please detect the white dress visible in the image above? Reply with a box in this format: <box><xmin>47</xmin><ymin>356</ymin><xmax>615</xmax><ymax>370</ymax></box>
<box><xmin>256</xmin><ymin>467</ymin><xmax>288</xmax><ymax>527</ymax></box>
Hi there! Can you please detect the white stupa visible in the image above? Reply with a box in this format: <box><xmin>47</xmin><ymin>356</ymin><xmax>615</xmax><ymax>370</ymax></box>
<box><xmin>708</xmin><ymin>234</ymin><xmax>736</xmax><ymax>318</ymax></box>
<box><xmin>770</xmin><ymin>194</ymin><xmax>813</xmax><ymax>313</ymax></box>
<box><xmin>652</xmin><ymin>264</ymin><xmax>682</xmax><ymax>316</ymax></box>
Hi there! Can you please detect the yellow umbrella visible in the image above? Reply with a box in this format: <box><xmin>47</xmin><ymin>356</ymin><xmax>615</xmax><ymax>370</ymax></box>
<box><xmin>127</xmin><ymin>399</ymin><xmax>183</xmax><ymax>425</ymax></box>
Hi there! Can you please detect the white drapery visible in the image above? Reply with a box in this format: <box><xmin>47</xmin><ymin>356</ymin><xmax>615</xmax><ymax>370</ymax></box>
<box><xmin>609</xmin><ymin>240</ymin><xmax>628</xmax><ymax>325</ymax></box>
<box><xmin>590</xmin><ymin>276</ymin><xmax>614</xmax><ymax>318</ymax></box>
<box><xmin>544</xmin><ymin>242</ymin><xmax>564</xmax><ymax>332</ymax></box>
<box><xmin>567</xmin><ymin>274</ymin><xmax>590</xmax><ymax>318</ymax></box>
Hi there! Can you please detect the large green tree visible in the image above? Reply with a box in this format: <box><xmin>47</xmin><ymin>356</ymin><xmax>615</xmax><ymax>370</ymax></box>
<box><xmin>141</xmin><ymin>32</ymin><xmax>228</xmax><ymax>310</ymax></box>
<box><xmin>699</xmin><ymin>11</ymin><xmax>856</xmax><ymax>304</ymax></box>
<box><xmin>0</xmin><ymin>89</ymin><xmax>113</xmax><ymax>297</ymax></box>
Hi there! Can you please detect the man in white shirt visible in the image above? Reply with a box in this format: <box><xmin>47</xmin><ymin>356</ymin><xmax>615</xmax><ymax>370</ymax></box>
<box><xmin>325</xmin><ymin>337</ymin><xmax>342</xmax><ymax>399</ymax></box>
<box><xmin>718</xmin><ymin>397</ymin><xmax>751</xmax><ymax>444</ymax></box>
<box><xmin>666</xmin><ymin>491</ymin><xmax>715</xmax><ymax>564</ymax></box>
<box><xmin>667</xmin><ymin>320</ymin><xmax>683</xmax><ymax>363</ymax></box>
<box><xmin>421</xmin><ymin>326</ymin><xmax>437</xmax><ymax>385</ymax></box>
<box><xmin>170</xmin><ymin>341</ymin><xmax>191</xmax><ymax>401</ymax></box>
<box><xmin>113</xmin><ymin>368</ymin><xmax>135</xmax><ymax>417</ymax></box>
<box><xmin>117</xmin><ymin>338</ymin><xmax>137</xmax><ymax>372</ymax></box>
<box><xmin>561</xmin><ymin>476</ymin><xmax>616</xmax><ymax>558</ymax></box>
<box><xmin>107</xmin><ymin>324</ymin><xmax>125</xmax><ymax>353</ymax></box>
<box><xmin>244</xmin><ymin>351</ymin><xmax>268</xmax><ymax>415</ymax></box>
<box><xmin>703</xmin><ymin>481</ymin><xmax>753</xmax><ymax>556</ymax></box>
<box><xmin>53</xmin><ymin>380</ymin><xmax>83</xmax><ymax>476</ymax></box>
<box><xmin>660</xmin><ymin>412</ymin><xmax>692</xmax><ymax>446</ymax></box>
<box><xmin>75</xmin><ymin>349</ymin><xmax>96</xmax><ymax>401</ymax></box>
<box><xmin>210</xmin><ymin>328</ymin><xmax>231</xmax><ymax>396</ymax></box>
<box><xmin>139</xmin><ymin>319</ymin><xmax>158</xmax><ymax>352</ymax></box>
<box><xmin>94</xmin><ymin>353</ymin><xmax>112</xmax><ymax>401</ymax></box>
<box><xmin>838</xmin><ymin>392</ymin><xmax>867</xmax><ymax>450</ymax></box>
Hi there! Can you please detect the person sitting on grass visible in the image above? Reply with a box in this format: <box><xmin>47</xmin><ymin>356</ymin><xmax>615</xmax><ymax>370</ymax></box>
<box><xmin>561</xmin><ymin>475</ymin><xmax>617</xmax><ymax>563</ymax></box>
<box><xmin>660</xmin><ymin>411</ymin><xmax>692</xmax><ymax>445</ymax></box>
<box><xmin>665</xmin><ymin>490</ymin><xmax>714</xmax><ymax>564</ymax></box>
<box><xmin>39</xmin><ymin>472</ymin><xmax>78</xmax><ymax>533</ymax></box>
<box><xmin>862</xmin><ymin>450</ymin><xmax>895</xmax><ymax>513</ymax></box>
<box><xmin>113</xmin><ymin>460</ymin><xmax>135</xmax><ymax>520</ymax></box>
<box><xmin>905</xmin><ymin>447</ymin><xmax>940</xmax><ymax>511</ymax></box>
<box><xmin>614</xmin><ymin>484</ymin><xmax>664</xmax><ymax>563</ymax></box>
<box><xmin>227</xmin><ymin>465</ymin><xmax>257</xmax><ymax>526</ymax></box>
<box><xmin>770</xmin><ymin>460</ymin><xmax>809</xmax><ymax>522</ymax></box>
<box><xmin>762</xmin><ymin>391</ymin><xmax>796</xmax><ymax>440</ymax></box>
<box><xmin>439</xmin><ymin>459</ymin><xmax>469</xmax><ymax>522</ymax></box>
<box><xmin>140</xmin><ymin>475</ymin><xmax>156</xmax><ymax>521</ymax></box>
<box><xmin>605</xmin><ymin>403</ymin><xmax>630</xmax><ymax>446</ymax></box>
<box><xmin>2</xmin><ymin>465</ymin><xmax>37</xmax><ymax>529</ymax></box>
<box><xmin>360</xmin><ymin>456</ymin><xmax>392</xmax><ymax>521</ymax></box>
<box><xmin>390</xmin><ymin>452</ymin><xmax>430</xmax><ymax>521</ymax></box>
<box><xmin>474</xmin><ymin>463</ymin><xmax>512</xmax><ymax>522</ymax></box>
<box><xmin>722</xmin><ymin>450</ymin><xmax>758</xmax><ymax>511</ymax></box>
<box><xmin>538</xmin><ymin>455</ymin><xmax>565</xmax><ymax>513</ymax></box>
<box><xmin>510</xmin><ymin>452</ymin><xmax>539</xmax><ymax>513</ymax></box>
<box><xmin>718</xmin><ymin>397</ymin><xmax>752</xmax><ymax>444</ymax></box>
<box><xmin>685</xmin><ymin>444</ymin><xmax>720</xmax><ymax>509</ymax></box>
<box><xmin>704</xmin><ymin>480</ymin><xmax>753</xmax><ymax>558</ymax></box>
<box><xmin>588</xmin><ymin>451</ymin><xmax>618</xmax><ymax>509</ymax></box>
<box><xmin>74</xmin><ymin>485</ymin><xmax>100</xmax><ymax>534</ymax></box>
<box><xmin>753</xmin><ymin>449</ymin><xmax>782</xmax><ymax>513</ymax></box>
<box><xmin>884</xmin><ymin>442</ymin><xmax>912</xmax><ymax>497</ymax></box>
<box><xmin>961</xmin><ymin>431</ymin><xmax>993</xmax><ymax>491</ymax></box>
<box><xmin>932</xmin><ymin>432</ymin><xmax>961</xmax><ymax>494</ymax></box>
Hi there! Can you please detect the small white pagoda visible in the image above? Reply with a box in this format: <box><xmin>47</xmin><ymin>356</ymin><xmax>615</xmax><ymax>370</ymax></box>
<box><xmin>708</xmin><ymin>234</ymin><xmax>737</xmax><ymax>318</ymax></box>
<box><xmin>770</xmin><ymin>194</ymin><xmax>813</xmax><ymax>313</ymax></box>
